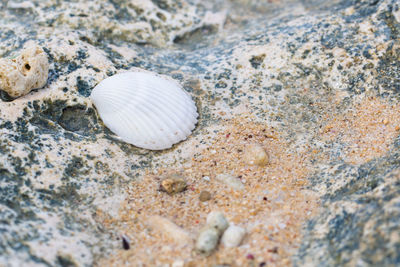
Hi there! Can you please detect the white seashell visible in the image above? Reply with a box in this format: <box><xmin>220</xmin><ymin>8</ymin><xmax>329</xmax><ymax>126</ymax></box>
<box><xmin>90</xmin><ymin>71</ymin><xmax>198</xmax><ymax>150</ymax></box>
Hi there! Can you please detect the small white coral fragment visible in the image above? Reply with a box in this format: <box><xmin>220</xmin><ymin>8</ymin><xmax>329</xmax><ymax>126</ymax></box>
<box><xmin>147</xmin><ymin>215</ymin><xmax>192</xmax><ymax>245</ymax></box>
<box><xmin>0</xmin><ymin>44</ymin><xmax>49</xmax><ymax>98</ymax></box>
<box><xmin>243</xmin><ymin>143</ymin><xmax>270</xmax><ymax>166</ymax></box>
<box><xmin>221</xmin><ymin>225</ymin><xmax>246</xmax><ymax>248</ymax></box>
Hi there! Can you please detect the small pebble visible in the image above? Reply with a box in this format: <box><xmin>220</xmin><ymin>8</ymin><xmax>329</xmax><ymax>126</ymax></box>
<box><xmin>215</xmin><ymin>173</ymin><xmax>244</xmax><ymax>190</ymax></box>
<box><xmin>195</xmin><ymin>227</ymin><xmax>220</xmax><ymax>255</ymax></box>
<box><xmin>221</xmin><ymin>225</ymin><xmax>246</xmax><ymax>248</ymax></box>
<box><xmin>206</xmin><ymin>211</ymin><xmax>229</xmax><ymax>234</ymax></box>
<box><xmin>199</xmin><ymin>191</ymin><xmax>212</xmax><ymax>202</ymax></box>
<box><xmin>160</xmin><ymin>174</ymin><xmax>187</xmax><ymax>195</ymax></box>
<box><xmin>243</xmin><ymin>143</ymin><xmax>269</xmax><ymax>166</ymax></box>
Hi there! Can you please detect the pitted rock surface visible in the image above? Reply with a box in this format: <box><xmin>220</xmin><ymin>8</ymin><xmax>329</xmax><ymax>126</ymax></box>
<box><xmin>0</xmin><ymin>0</ymin><xmax>400</xmax><ymax>266</ymax></box>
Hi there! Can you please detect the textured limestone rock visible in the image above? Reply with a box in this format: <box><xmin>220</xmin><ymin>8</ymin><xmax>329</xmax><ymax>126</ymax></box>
<box><xmin>0</xmin><ymin>44</ymin><xmax>48</xmax><ymax>98</ymax></box>
<box><xmin>0</xmin><ymin>0</ymin><xmax>400</xmax><ymax>266</ymax></box>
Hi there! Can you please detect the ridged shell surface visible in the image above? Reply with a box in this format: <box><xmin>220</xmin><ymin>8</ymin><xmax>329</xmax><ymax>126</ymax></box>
<box><xmin>90</xmin><ymin>72</ymin><xmax>198</xmax><ymax>150</ymax></box>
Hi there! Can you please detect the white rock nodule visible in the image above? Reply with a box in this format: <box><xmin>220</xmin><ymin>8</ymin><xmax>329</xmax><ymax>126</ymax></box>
<box><xmin>195</xmin><ymin>227</ymin><xmax>220</xmax><ymax>255</ymax></box>
<box><xmin>221</xmin><ymin>225</ymin><xmax>246</xmax><ymax>248</ymax></box>
<box><xmin>206</xmin><ymin>211</ymin><xmax>229</xmax><ymax>234</ymax></box>
<box><xmin>90</xmin><ymin>71</ymin><xmax>198</xmax><ymax>150</ymax></box>
<box><xmin>0</xmin><ymin>44</ymin><xmax>49</xmax><ymax>98</ymax></box>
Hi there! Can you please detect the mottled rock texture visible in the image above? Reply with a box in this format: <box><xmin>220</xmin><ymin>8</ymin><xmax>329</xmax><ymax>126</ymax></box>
<box><xmin>0</xmin><ymin>0</ymin><xmax>400</xmax><ymax>266</ymax></box>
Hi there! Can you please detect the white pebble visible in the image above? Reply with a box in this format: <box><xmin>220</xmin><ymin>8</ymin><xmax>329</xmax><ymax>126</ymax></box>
<box><xmin>221</xmin><ymin>225</ymin><xmax>246</xmax><ymax>248</ymax></box>
<box><xmin>195</xmin><ymin>227</ymin><xmax>220</xmax><ymax>255</ymax></box>
<box><xmin>215</xmin><ymin>173</ymin><xmax>244</xmax><ymax>190</ymax></box>
<box><xmin>206</xmin><ymin>211</ymin><xmax>229</xmax><ymax>233</ymax></box>
<box><xmin>203</xmin><ymin>176</ymin><xmax>210</xmax><ymax>181</ymax></box>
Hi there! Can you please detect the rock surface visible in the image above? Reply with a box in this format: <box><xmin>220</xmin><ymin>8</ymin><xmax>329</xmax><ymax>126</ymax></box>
<box><xmin>0</xmin><ymin>0</ymin><xmax>400</xmax><ymax>266</ymax></box>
